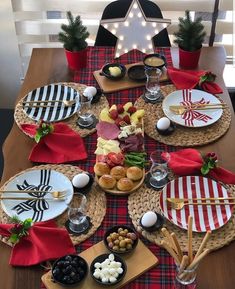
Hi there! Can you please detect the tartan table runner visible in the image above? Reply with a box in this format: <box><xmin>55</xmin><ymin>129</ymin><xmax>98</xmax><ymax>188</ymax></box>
<box><xmin>73</xmin><ymin>47</ymin><xmax>176</xmax><ymax>288</ymax></box>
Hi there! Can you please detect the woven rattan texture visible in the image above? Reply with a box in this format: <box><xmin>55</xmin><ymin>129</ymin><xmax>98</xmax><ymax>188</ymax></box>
<box><xmin>135</xmin><ymin>85</ymin><xmax>232</xmax><ymax>147</ymax></box>
<box><xmin>14</xmin><ymin>83</ymin><xmax>109</xmax><ymax>138</ymax></box>
<box><xmin>128</xmin><ymin>181</ymin><xmax>235</xmax><ymax>252</ymax></box>
<box><xmin>0</xmin><ymin>164</ymin><xmax>106</xmax><ymax>246</ymax></box>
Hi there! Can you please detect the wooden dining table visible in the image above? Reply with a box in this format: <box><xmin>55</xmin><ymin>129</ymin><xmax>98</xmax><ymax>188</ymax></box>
<box><xmin>1</xmin><ymin>46</ymin><xmax>235</xmax><ymax>289</ymax></box>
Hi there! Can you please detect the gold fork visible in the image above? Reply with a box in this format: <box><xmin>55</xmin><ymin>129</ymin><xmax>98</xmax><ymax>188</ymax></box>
<box><xmin>169</xmin><ymin>106</ymin><xmax>225</xmax><ymax>115</ymax></box>
<box><xmin>23</xmin><ymin>99</ymin><xmax>76</xmax><ymax>108</ymax></box>
<box><xmin>167</xmin><ymin>197</ymin><xmax>235</xmax><ymax>203</ymax></box>
<box><xmin>170</xmin><ymin>103</ymin><xmax>227</xmax><ymax>109</ymax></box>
<box><xmin>0</xmin><ymin>190</ymin><xmax>67</xmax><ymax>198</ymax></box>
<box><xmin>0</xmin><ymin>194</ymin><xmax>67</xmax><ymax>201</ymax></box>
<box><xmin>167</xmin><ymin>199</ymin><xmax>235</xmax><ymax>210</ymax></box>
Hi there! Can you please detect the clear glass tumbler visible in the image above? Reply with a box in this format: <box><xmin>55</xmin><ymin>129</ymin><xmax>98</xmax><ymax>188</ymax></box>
<box><xmin>145</xmin><ymin>67</ymin><xmax>162</xmax><ymax>101</ymax></box>
<box><xmin>149</xmin><ymin>151</ymin><xmax>169</xmax><ymax>189</ymax></box>
<box><xmin>67</xmin><ymin>193</ymin><xmax>89</xmax><ymax>233</ymax></box>
<box><xmin>174</xmin><ymin>265</ymin><xmax>197</xmax><ymax>288</ymax></box>
<box><xmin>77</xmin><ymin>96</ymin><xmax>94</xmax><ymax>127</ymax></box>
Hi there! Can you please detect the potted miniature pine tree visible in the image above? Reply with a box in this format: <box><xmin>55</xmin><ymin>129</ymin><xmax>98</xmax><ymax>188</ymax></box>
<box><xmin>174</xmin><ymin>10</ymin><xmax>206</xmax><ymax>69</ymax></box>
<box><xmin>58</xmin><ymin>11</ymin><xmax>90</xmax><ymax>70</ymax></box>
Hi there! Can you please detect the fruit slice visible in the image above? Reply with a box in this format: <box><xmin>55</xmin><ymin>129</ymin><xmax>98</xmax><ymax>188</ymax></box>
<box><xmin>122</xmin><ymin>115</ymin><xmax>131</xmax><ymax>124</ymax></box>
<box><xmin>109</xmin><ymin>104</ymin><xmax>117</xmax><ymax>112</ymax></box>
<box><xmin>117</xmin><ymin>104</ymin><xmax>124</xmax><ymax>114</ymax></box>
<box><xmin>130</xmin><ymin>109</ymin><xmax>145</xmax><ymax>124</ymax></box>
<box><xmin>99</xmin><ymin>107</ymin><xmax>115</xmax><ymax>123</ymax></box>
<box><xmin>123</xmin><ymin>102</ymin><xmax>133</xmax><ymax>111</ymax></box>
<box><xmin>127</xmin><ymin>106</ymin><xmax>137</xmax><ymax>114</ymax></box>
<box><xmin>109</xmin><ymin>109</ymin><xmax>118</xmax><ymax>120</ymax></box>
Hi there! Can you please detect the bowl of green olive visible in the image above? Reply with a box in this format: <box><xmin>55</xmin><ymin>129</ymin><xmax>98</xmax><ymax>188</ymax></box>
<box><xmin>104</xmin><ymin>225</ymin><xmax>138</xmax><ymax>254</ymax></box>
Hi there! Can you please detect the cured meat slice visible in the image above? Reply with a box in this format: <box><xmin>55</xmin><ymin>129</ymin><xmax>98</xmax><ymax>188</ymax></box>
<box><xmin>119</xmin><ymin>133</ymin><xmax>144</xmax><ymax>152</ymax></box>
<box><xmin>96</xmin><ymin>121</ymin><xmax>120</xmax><ymax>140</ymax></box>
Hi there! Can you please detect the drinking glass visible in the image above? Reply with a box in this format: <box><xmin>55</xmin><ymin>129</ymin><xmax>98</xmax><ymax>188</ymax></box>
<box><xmin>67</xmin><ymin>193</ymin><xmax>89</xmax><ymax>233</ymax></box>
<box><xmin>149</xmin><ymin>151</ymin><xmax>169</xmax><ymax>188</ymax></box>
<box><xmin>174</xmin><ymin>265</ymin><xmax>197</xmax><ymax>288</ymax></box>
<box><xmin>77</xmin><ymin>96</ymin><xmax>94</xmax><ymax>127</ymax></box>
<box><xmin>145</xmin><ymin>67</ymin><xmax>162</xmax><ymax>101</ymax></box>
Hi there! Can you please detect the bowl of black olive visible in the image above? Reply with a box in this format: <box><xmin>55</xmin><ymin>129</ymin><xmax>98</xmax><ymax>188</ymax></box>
<box><xmin>51</xmin><ymin>254</ymin><xmax>88</xmax><ymax>287</ymax></box>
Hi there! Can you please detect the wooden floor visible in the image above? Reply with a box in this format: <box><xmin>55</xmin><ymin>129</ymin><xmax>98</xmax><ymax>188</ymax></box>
<box><xmin>0</xmin><ymin>109</ymin><xmax>14</xmax><ymax>180</ymax></box>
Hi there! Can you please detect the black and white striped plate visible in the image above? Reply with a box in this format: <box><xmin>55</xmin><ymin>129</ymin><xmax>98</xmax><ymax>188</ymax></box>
<box><xmin>1</xmin><ymin>169</ymin><xmax>73</xmax><ymax>222</ymax></box>
<box><xmin>22</xmin><ymin>84</ymin><xmax>80</xmax><ymax>122</ymax></box>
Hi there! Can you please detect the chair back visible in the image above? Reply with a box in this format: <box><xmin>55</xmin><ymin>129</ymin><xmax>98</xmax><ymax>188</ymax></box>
<box><xmin>95</xmin><ymin>0</ymin><xmax>171</xmax><ymax>47</ymax></box>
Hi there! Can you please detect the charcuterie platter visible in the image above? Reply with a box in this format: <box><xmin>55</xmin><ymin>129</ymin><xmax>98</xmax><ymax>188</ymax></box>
<box><xmin>94</xmin><ymin>102</ymin><xmax>146</xmax><ymax>195</ymax></box>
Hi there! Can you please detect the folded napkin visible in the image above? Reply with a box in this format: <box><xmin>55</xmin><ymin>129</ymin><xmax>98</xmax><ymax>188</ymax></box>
<box><xmin>21</xmin><ymin>123</ymin><xmax>87</xmax><ymax>163</ymax></box>
<box><xmin>162</xmin><ymin>149</ymin><xmax>235</xmax><ymax>184</ymax></box>
<box><xmin>167</xmin><ymin>67</ymin><xmax>223</xmax><ymax>94</ymax></box>
<box><xmin>0</xmin><ymin>220</ymin><xmax>76</xmax><ymax>266</ymax></box>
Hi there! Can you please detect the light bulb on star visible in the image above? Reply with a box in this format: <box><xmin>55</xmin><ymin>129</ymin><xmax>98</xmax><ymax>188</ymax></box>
<box><xmin>100</xmin><ymin>0</ymin><xmax>171</xmax><ymax>58</ymax></box>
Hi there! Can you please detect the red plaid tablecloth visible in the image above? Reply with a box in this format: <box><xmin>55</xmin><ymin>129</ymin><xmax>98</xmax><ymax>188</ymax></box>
<box><xmin>73</xmin><ymin>47</ymin><xmax>176</xmax><ymax>288</ymax></box>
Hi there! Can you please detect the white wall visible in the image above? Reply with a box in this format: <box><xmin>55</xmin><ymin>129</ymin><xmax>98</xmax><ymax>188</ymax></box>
<box><xmin>0</xmin><ymin>0</ymin><xmax>22</xmax><ymax>109</ymax></box>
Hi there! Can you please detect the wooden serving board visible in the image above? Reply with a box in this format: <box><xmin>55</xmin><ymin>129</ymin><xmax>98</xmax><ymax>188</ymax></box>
<box><xmin>93</xmin><ymin>62</ymin><xmax>169</xmax><ymax>93</ymax></box>
<box><xmin>41</xmin><ymin>240</ymin><xmax>159</xmax><ymax>289</ymax></box>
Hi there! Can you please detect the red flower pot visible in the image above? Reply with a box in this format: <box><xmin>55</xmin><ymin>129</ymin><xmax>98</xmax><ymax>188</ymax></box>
<box><xmin>65</xmin><ymin>48</ymin><xmax>88</xmax><ymax>70</ymax></box>
<box><xmin>179</xmin><ymin>47</ymin><xmax>201</xmax><ymax>69</ymax></box>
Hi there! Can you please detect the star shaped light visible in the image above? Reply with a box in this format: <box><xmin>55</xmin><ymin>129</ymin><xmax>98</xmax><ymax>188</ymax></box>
<box><xmin>100</xmin><ymin>0</ymin><xmax>171</xmax><ymax>58</ymax></box>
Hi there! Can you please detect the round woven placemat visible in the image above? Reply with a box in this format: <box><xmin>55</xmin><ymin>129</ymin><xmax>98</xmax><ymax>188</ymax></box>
<box><xmin>0</xmin><ymin>164</ymin><xmax>106</xmax><ymax>246</ymax></box>
<box><xmin>14</xmin><ymin>82</ymin><xmax>109</xmax><ymax>138</ymax></box>
<box><xmin>128</xmin><ymin>181</ymin><xmax>235</xmax><ymax>252</ymax></box>
<box><xmin>135</xmin><ymin>85</ymin><xmax>232</xmax><ymax>147</ymax></box>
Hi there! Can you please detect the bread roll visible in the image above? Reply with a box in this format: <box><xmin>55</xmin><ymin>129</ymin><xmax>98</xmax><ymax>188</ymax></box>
<box><xmin>99</xmin><ymin>174</ymin><xmax>116</xmax><ymax>189</ymax></box>
<box><xmin>94</xmin><ymin>162</ymin><xmax>110</xmax><ymax>176</ymax></box>
<box><xmin>117</xmin><ymin>178</ymin><xmax>134</xmax><ymax>191</ymax></box>
<box><xmin>110</xmin><ymin>166</ymin><xmax>126</xmax><ymax>180</ymax></box>
<box><xmin>126</xmin><ymin>166</ymin><xmax>143</xmax><ymax>181</ymax></box>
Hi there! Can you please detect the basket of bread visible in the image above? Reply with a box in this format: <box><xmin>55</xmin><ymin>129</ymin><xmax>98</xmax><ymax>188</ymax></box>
<box><xmin>94</xmin><ymin>102</ymin><xmax>146</xmax><ymax>194</ymax></box>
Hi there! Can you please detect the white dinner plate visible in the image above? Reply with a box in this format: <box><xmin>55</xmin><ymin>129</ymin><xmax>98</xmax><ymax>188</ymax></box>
<box><xmin>1</xmin><ymin>169</ymin><xmax>73</xmax><ymax>222</ymax></box>
<box><xmin>23</xmin><ymin>84</ymin><xmax>80</xmax><ymax>122</ymax></box>
<box><xmin>162</xmin><ymin>89</ymin><xmax>223</xmax><ymax>127</ymax></box>
<box><xmin>159</xmin><ymin>176</ymin><xmax>233</xmax><ymax>232</ymax></box>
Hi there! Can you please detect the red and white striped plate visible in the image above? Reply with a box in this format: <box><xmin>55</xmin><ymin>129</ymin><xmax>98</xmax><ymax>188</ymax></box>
<box><xmin>159</xmin><ymin>176</ymin><xmax>233</xmax><ymax>232</ymax></box>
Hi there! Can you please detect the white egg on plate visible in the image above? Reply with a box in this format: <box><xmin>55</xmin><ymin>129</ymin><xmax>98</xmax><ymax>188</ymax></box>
<box><xmin>141</xmin><ymin>211</ymin><xmax>158</xmax><ymax>227</ymax></box>
<box><xmin>72</xmin><ymin>173</ymin><xmax>90</xmax><ymax>188</ymax></box>
<box><xmin>83</xmin><ymin>86</ymin><xmax>97</xmax><ymax>99</ymax></box>
<box><xmin>157</xmin><ymin>117</ymin><xmax>171</xmax><ymax>131</ymax></box>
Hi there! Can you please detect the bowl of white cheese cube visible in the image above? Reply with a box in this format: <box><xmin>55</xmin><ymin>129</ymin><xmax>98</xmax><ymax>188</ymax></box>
<box><xmin>90</xmin><ymin>253</ymin><xmax>127</xmax><ymax>285</ymax></box>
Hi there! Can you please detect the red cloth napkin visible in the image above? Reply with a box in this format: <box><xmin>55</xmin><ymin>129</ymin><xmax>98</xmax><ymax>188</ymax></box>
<box><xmin>0</xmin><ymin>220</ymin><xmax>76</xmax><ymax>266</ymax></box>
<box><xmin>162</xmin><ymin>148</ymin><xmax>235</xmax><ymax>184</ymax></box>
<box><xmin>167</xmin><ymin>67</ymin><xmax>223</xmax><ymax>94</ymax></box>
<box><xmin>21</xmin><ymin>123</ymin><xmax>87</xmax><ymax>163</ymax></box>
